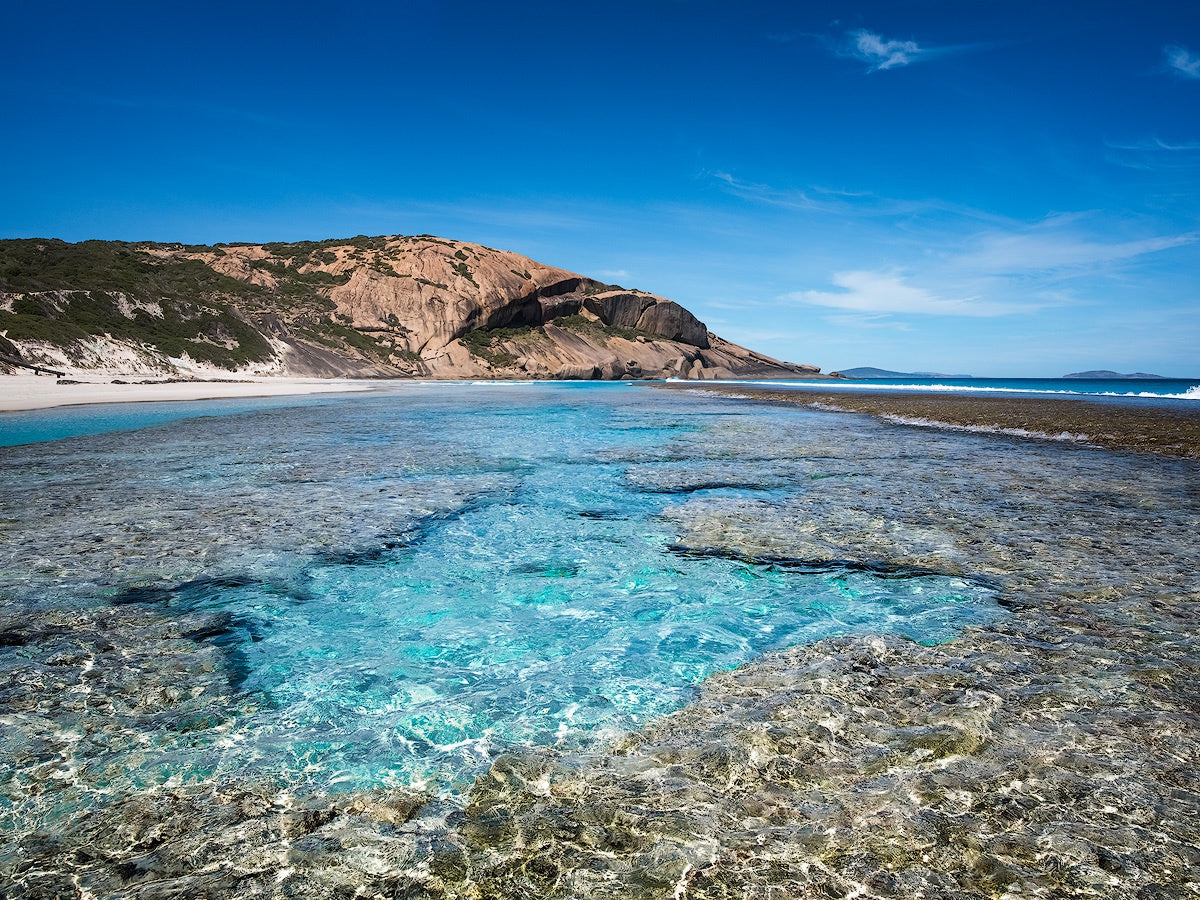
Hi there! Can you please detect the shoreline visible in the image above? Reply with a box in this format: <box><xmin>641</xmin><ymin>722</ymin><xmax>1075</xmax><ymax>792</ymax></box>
<box><xmin>7</xmin><ymin>375</ymin><xmax>1199</xmax><ymax>462</ymax></box>
<box><xmin>0</xmin><ymin>373</ymin><xmax>376</xmax><ymax>412</ymax></box>
<box><xmin>659</xmin><ymin>381</ymin><xmax>1200</xmax><ymax>460</ymax></box>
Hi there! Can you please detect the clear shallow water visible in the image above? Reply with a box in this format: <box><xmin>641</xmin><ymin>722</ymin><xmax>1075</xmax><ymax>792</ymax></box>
<box><xmin>0</xmin><ymin>382</ymin><xmax>1000</xmax><ymax>809</ymax></box>
<box><xmin>159</xmin><ymin>494</ymin><xmax>992</xmax><ymax>794</ymax></box>
<box><xmin>4</xmin><ymin>376</ymin><xmax>1195</xmax><ymax>450</ymax></box>
<box><xmin>0</xmin><ymin>394</ymin><xmax>345</xmax><ymax>447</ymax></box>
<box><xmin>5</xmin><ymin>382</ymin><xmax>1200</xmax><ymax>898</ymax></box>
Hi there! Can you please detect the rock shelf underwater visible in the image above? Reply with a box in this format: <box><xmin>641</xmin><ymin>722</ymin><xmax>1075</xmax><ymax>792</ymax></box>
<box><xmin>1</xmin><ymin>382</ymin><xmax>1198</xmax><ymax>898</ymax></box>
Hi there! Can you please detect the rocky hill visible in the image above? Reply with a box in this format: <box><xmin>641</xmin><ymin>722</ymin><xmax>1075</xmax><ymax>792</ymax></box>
<box><xmin>0</xmin><ymin>236</ymin><xmax>822</xmax><ymax>381</ymax></box>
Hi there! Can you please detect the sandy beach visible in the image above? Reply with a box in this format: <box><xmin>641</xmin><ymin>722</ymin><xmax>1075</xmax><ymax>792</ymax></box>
<box><xmin>0</xmin><ymin>373</ymin><xmax>375</xmax><ymax>412</ymax></box>
<box><xmin>660</xmin><ymin>381</ymin><xmax>1200</xmax><ymax>460</ymax></box>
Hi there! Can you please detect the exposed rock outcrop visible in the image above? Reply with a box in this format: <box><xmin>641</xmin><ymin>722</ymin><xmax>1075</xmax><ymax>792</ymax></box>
<box><xmin>0</xmin><ymin>333</ymin><xmax>19</xmax><ymax>372</ymax></box>
<box><xmin>0</xmin><ymin>236</ymin><xmax>825</xmax><ymax>380</ymax></box>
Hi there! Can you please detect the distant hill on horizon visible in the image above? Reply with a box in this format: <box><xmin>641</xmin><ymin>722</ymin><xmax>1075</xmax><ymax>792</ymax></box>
<box><xmin>1063</xmin><ymin>370</ymin><xmax>1167</xmax><ymax>379</ymax></box>
<box><xmin>834</xmin><ymin>367</ymin><xmax>974</xmax><ymax>379</ymax></box>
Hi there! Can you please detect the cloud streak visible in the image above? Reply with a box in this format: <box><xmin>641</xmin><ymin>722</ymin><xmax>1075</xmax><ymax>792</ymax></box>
<box><xmin>705</xmin><ymin>170</ymin><xmax>1005</xmax><ymax>224</ymax></box>
<box><xmin>788</xmin><ymin>271</ymin><xmax>1017</xmax><ymax>317</ymax></box>
<box><xmin>1104</xmin><ymin>136</ymin><xmax>1200</xmax><ymax>171</ymax></box>
<box><xmin>1107</xmin><ymin>137</ymin><xmax>1200</xmax><ymax>152</ymax></box>
<box><xmin>828</xmin><ymin>29</ymin><xmax>989</xmax><ymax>74</ymax></box>
<box><xmin>824</xmin><ymin>313</ymin><xmax>913</xmax><ymax>332</ymax></box>
<box><xmin>851</xmin><ymin>30</ymin><xmax>924</xmax><ymax>71</ymax></box>
<box><xmin>1165</xmin><ymin>44</ymin><xmax>1200</xmax><ymax>79</ymax></box>
<box><xmin>786</xmin><ymin>218</ymin><xmax>1198</xmax><ymax>320</ymax></box>
<box><xmin>950</xmin><ymin>224</ymin><xmax>1198</xmax><ymax>276</ymax></box>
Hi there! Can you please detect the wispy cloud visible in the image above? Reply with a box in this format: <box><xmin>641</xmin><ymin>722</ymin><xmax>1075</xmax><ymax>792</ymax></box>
<box><xmin>824</xmin><ymin>313</ymin><xmax>913</xmax><ymax>332</ymax></box>
<box><xmin>707</xmin><ymin>170</ymin><xmax>846</xmax><ymax>212</ymax></box>
<box><xmin>787</xmin><ymin>271</ymin><xmax>1017</xmax><ymax>317</ymax></box>
<box><xmin>827</xmin><ymin>29</ymin><xmax>989</xmax><ymax>74</ymax></box>
<box><xmin>1165</xmin><ymin>44</ymin><xmax>1200</xmax><ymax>79</ymax></box>
<box><xmin>785</xmin><ymin>217</ymin><xmax>1198</xmax><ymax>320</ymax></box>
<box><xmin>704</xmin><ymin>297</ymin><xmax>767</xmax><ymax>311</ymax></box>
<box><xmin>705</xmin><ymin>170</ymin><xmax>1003</xmax><ymax>223</ymax></box>
<box><xmin>1107</xmin><ymin>137</ymin><xmax>1200</xmax><ymax>152</ymax></box>
<box><xmin>950</xmin><ymin>222</ymin><xmax>1198</xmax><ymax>276</ymax></box>
<box><xmin>850</xmin><ymin>30</ymin><xmax>924</xmax><ymax>72</ymax></box>
<box><xmin>1104</xmin><ymin>136</ymin><xmax>1200</xmax><ymax>171</ymax></box>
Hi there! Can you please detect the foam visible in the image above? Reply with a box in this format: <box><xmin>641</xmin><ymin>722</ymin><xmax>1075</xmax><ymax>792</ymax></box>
<box><xmin>876</xmin><ymin>413</ymin><xmax>1090</xmax><ymax>443</ymax></box>
<box><xmin>739</xmin><ymin>379</ymin><xmax>1200</xmax><ymax>400</ymax></box>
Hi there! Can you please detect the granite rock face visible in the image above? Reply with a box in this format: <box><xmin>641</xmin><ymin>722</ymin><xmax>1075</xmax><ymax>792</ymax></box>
<box><xmin>581</xmin><ymin>292</ymin><xmax>709</xmax><ymax>348</ymax></box>
<box><xmin>0</xmin><ymin>236</ymin><xmax>823</xmax><ymax>380</ymax></box>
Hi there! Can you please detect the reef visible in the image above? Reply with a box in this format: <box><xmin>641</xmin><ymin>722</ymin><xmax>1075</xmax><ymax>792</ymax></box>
<box><xmin>2</xmin><ymin>385</ymin><xmax>1197</xmax><ymax>898</ymax></box>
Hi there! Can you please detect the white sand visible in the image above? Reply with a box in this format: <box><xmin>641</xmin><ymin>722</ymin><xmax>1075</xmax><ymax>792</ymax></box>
<box><xmin>0</xmin><ymin>373</ymin><xmax>376</xmax><ymax>412</ymax></box>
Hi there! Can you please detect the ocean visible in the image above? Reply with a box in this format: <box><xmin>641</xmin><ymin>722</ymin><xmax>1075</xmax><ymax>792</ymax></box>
<box><xmin>731</xmin><ymin>375</ymin><xmax>1200</xmax><ymax>402</ymax></box>
<box><xmin>2</xmin><ymin>381</ymin><xmax>1198</xmax><ymax>897</ymax></box>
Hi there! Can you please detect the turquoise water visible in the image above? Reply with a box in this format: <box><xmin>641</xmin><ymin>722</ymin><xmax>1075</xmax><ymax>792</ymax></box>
<box><xmin>0</xmin><ymin>394</ymin><xmax>343</xmax><ymax>447</ymax></box>
<box><xmin>0</xmin><ymin>383</ymin><xmax>1001</xmax><ymax>808</ymax></box>
<box><xmin>742</xmin><ymin>376</ymin><xmax>1200</xmax><ymax>401</ymax></box>
<box><xmin>4</xmin><ymin>376</ymin><xmax>1196</xmax><ymax>450</ymax></box>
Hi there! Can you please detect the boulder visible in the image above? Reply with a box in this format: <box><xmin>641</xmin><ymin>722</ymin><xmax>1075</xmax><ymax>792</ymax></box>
<box><xmin>634</xmin><ymin>300</ymin><xmax>709</xmax><ymax>348</ymax></box>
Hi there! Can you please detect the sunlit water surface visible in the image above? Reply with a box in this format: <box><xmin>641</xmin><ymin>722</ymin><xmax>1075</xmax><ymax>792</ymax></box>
<box><xmin>0</xmin><ymin>383</ymin><xmax>1000</xmax><ymax>816</ymax></box>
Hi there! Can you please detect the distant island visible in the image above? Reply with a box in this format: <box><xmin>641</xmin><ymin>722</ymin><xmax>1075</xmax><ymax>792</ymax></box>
<box><xmin>1063</xmin><ymin>370</ymin><xmax>1167</xmax><ymax>379</ymax></box>
<box><xmin>833</xmin><ymin>367</ymin><xmax>974</xmax><ymax>379</ymax></box>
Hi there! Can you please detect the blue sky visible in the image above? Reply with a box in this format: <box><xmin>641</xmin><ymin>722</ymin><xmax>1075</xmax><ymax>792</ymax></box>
<box><xmin>3</xmin><ymin>1</ymin><xmax>1198</xmax><ymax>376</ymax></box>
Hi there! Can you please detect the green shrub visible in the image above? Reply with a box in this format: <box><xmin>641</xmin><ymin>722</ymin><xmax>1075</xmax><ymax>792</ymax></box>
<box><xmin>549</xmin><ymin>314</ymin><xmax>650</xmax><ymax>342</ymax></box>
<box><xmin>450</xmin><ymin>260</ymin><xmax>477</xmax><ymax>286</ymax></box>
<box><xmin>459</xmin><ymin>323</ymin><xmax>542</xmax><ymax>368</ymax></box>
<box><xmin>0</xmin><ymin>311</ymin><xmax>89</xmax><ymax>343</ymax></box>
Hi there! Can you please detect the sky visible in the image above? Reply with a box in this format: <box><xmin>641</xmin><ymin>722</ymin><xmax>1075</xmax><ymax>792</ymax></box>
<box><xmin>2</xmin><ymin>1</ymin><xmax>1198</xmax><ymax>377</ymax></box>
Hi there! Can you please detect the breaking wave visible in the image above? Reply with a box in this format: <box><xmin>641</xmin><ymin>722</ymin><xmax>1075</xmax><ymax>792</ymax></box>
<box><xmin>741</xmin><ymin>380</ymin><xmax>1200</xmax><ymax>400</ymax></box>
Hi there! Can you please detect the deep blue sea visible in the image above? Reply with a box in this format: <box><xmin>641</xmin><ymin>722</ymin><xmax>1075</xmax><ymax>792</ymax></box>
<box><xmin>734</xmin><ymin>376</ymin><xmax>1200</xmax><ymax>404</ymax></box>
<box><xmin>0</xmin><ymin>382</ymin><xmax>1002</xmax><ymax>805</ymax></box>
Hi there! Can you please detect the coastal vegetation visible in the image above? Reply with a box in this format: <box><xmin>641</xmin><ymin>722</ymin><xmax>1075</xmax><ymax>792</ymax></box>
<box><xmin>549</xmin><ymin>313</ymin><xmax>655</xmax><ymax>343</ymax></box>
<box><xmin>1</xmin><ymin>239</ymin><xmax>246</xmax><ymax>299</ymax></box>
<box><xmin>0</xmin><ymin>240</ymin><xmax>274</xmax><ymax>368</ymax></box>
<box><xmin>459</xmin><ymin>323</ymin><xmax>542</xmax><ymax>368</ymax></box>
<box><xmin>0</xmin><ymin>239</ymin><xmax>408</xmax><ymax>370</ymax></box>
<box><xmin>0</xmin><ymin>235</ymin><xmax>821</xmax><ymax>380</ymax></box>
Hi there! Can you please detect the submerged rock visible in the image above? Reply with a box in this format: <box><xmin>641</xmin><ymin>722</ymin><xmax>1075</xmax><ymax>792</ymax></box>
<box><xmin>2</xmin><ymin>385</ymin><xmax>1198</xmax><ymax>897</ymax></box>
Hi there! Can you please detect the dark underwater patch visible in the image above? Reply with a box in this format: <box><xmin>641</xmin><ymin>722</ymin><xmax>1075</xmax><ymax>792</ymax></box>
<box><xmin>666</xmin><ymin>543</ymin><xmax>1003</xmax><ymax>589</ymax></box>
<box><xmin>110</xmin><ymin>575</ymin><xmax>261</xmax><ymax>606</ymax></box>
